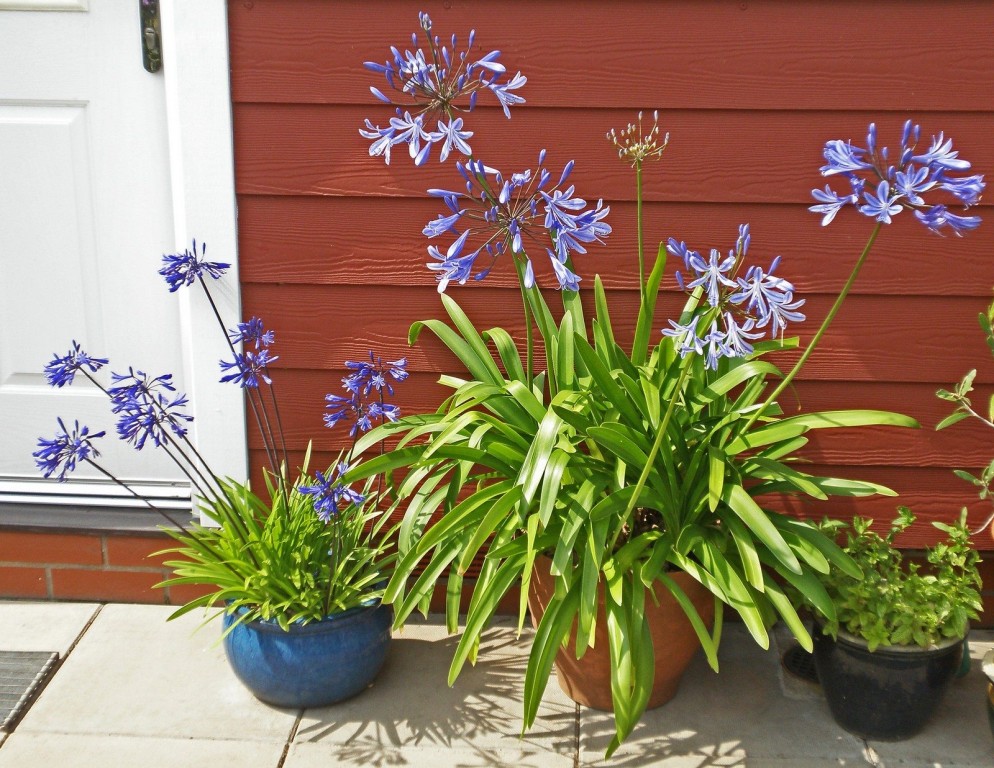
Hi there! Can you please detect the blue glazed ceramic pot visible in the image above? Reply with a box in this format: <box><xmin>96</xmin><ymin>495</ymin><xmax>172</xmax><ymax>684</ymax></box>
<box><xmin>222</xmin><ymin>602</ymin><xmax>392</xmax><ymax>708</ymax></box>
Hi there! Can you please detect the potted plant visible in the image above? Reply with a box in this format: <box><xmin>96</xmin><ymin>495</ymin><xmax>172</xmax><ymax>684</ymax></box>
<box><xmin>809</xmin><ymin>507</ymin><xmax>982</xmax><ymax>740</ymax></box>
<box><xmin>33</xmin><ymin>246</ymin><xmax>407</xmax><ymax>708</ymax></box>
<box><xmin>350</xmin><ymin>13</ymin><xmax>986</xmax><ymax>757</ymax></box>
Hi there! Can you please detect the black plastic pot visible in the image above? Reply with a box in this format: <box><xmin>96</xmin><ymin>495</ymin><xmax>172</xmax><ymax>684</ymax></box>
<box><xmin>812</xmin><ymin>626</ymin><xmax>963</xmax><ymax>740</ymax></box>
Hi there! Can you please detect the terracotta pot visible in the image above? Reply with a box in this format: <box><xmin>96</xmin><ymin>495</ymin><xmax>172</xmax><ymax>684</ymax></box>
<box><xmin>527</xmin><ymin>557</ymin><xmax>715</xmax><ymax>710</ymax></box>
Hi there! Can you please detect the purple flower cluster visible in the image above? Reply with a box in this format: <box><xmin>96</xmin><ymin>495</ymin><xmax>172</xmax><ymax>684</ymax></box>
<box><xmin>663</xmin><ymin>225</ymin><xmax>805</xmax><ymax>369</ymax></box>
<box><xmin>298</xmin><ymin>462</ymin><xmax>366</xmax><ymax>522</ymax></box>
<box><xmin>109</xmin><ymin>369</ymin><xmax>194</xmax><ymax>451</ymax></box>
<box><xmin>220</xmin><ymin>319</ymin><xmax>279</xmax><ymax>389</ymax></box>
<box><xmin>33</xmin><ymin>418</ymin><xmax>105</xmax><ymax>481</ymax></box>
<box><xmin>325</xmin><ymin>353</ymin><xmax>407</xmax><ymax>437</ymax></box>
<box><xmin>360</xmin><ymin>12</ymin><xmax>525</xmax><ymax>165</ymax></box>
<box><xmin>158</xmin><ymin>239</ymin><xmax>230</xmax><ymax>292</ymax></box>
<box><xmin>424</xmin><ymin>153</ymin><xmax>611</xmax><ymax>291</ymax></box>
<box><xmin>811</xmin><ymin>121</ymin><xmax>984</xmax><ymax>235</ymax></box>
<box><xmin>44</xmin><ymin>341</ymin><xmax>108</xmax><ymax>388</ymax></box>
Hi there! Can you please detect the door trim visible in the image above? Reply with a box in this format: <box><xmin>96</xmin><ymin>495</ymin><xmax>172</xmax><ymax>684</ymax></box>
<box><xmin>161</xmin><ymin>1</ymin><xmax>247</xmax><ymax>489</ymax></box>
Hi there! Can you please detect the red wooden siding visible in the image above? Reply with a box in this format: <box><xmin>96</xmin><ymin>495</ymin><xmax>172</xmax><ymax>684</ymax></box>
<box><xmin>227</xmin><ymin>0</ymin><xmax>994</xmax><ymax>549</ymax></box>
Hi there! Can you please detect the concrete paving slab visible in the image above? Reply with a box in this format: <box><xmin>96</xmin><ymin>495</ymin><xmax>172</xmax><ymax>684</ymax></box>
<box><xmin>0</xmin><ymin>601</ymin><xmax>99</xmax><ymax>655</ymax></box>
<box><xmin>294</xmin><ymin>615</ymin><xmax>577</xmax><ymax>763</ymax></box>
<box><xmin>0</xmin><ymin>732</ymin><xmax>286</xmax><ymax>767</ymax></box>
<box><xmin>865</xmin><ymin>631</ymin><xmax>994</xmax><ymax>768</ymax></box>
<box><xmin>285</xmin><ymin>741</ymin><xmax>574</xmax><ymax>767</ymax></box>
<box><xmin>13</xmin><ymin>603</ymin><xmax>298</xmax><ymax>742</ymax></box>
<box><xmin>578</xmin><ymin>623</ymin><xmax>867</xmax><ymax>766</ymax></box>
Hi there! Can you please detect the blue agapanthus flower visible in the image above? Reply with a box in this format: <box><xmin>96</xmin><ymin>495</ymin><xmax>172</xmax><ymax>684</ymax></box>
<box><xmin>811</xmin><ymin>121</ymin><xmax>984</xmax><ymax>235</ymax></box>
<box><xmin>298</xmin><ymin>463</ymin><xmax>366</xmax><ymax>523</ymax></box>
<box><xmin>108</xmin><ymin>369</ymin><xmax>194</xmax><ymax>450</ymax></box>
<box><xmin>219</xmin><ymin>348</ymin><xmax>278</xmax><ymax>389</ymax></box>
<box><xmin>34</xmin><ymin>418</ymin><xmax>106</xmax><ymax>481</ymax></box>
<box><xmin>343</xmin><ymin>352</ymin><xmax>409</xmax><ymax>396</ymax></box>
<box><xmin>360</xmin><ymin>12</ymin><xmax>525</xmax><ymax>165</ymax></box>
<box><xmin>158</xmin><ymin>239</ymin><xmax>231</xmax><ymax>292</ymax></box>
<box><xmin>424</xmin><ymin>152</ymin><xmax>611</xmax><ymax>291</ymax></box>
<box><xmin>663</xmin><ymin>224</ymin><xmax>803</xmax><ymax>369</ymax></box>
<box><xmin>228</xmin><ymin>318</ymin><xmax>274</xmax><ymax>350</ymax></box>
<box><xmin>325</xmin><ymin>353</ymin><xmax>405</xmax><ymax>436</ymax></box>
<box><xmin>44</xmin><ymin>341</ymin><xmax>109</xmax><ymax>388</ymax></box>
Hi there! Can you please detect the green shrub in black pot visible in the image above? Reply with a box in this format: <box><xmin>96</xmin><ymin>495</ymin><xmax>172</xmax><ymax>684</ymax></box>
<box><xmin>810</xmin><ymin>507</ymin><xmax>982</xmax><ymax>740</ymax></box>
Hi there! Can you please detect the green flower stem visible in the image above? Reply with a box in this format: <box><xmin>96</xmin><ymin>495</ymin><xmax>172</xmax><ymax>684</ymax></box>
<box><xmin>635</xmin><ymin>162</ymin><xmax>645</xmax><ymax>301</ymax></box>
<box><xmin>745</xmin><ymin>221</ymin><xmax>883</xmax><ymax>432</ymax></box>
<box><xmin>513</xmin><ymin>256</ymin><xmax>536</xmax><ymax>388</ymax></box>
<box><xmin>617</xmin><ymin>358</ymin><xmax>695</xmax><ymax>541</ymax></box>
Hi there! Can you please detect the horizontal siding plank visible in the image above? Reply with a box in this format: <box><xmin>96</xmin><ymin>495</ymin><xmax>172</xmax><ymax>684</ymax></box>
<box><xmin>236</xmin><ymin>196</ymin><xmax>994</xmax><ymax>297</ymax></box>
<box><xmin>244</xmin><ymin>373</ymin><xmax>990</xmax><ymax>467</ymax></box>
<box><xmin>228</xmin><ymin>0</ymin><xmax>994</xmax><ymax>112</ymax></box>
<box><xmin>239</xmin><ymin>284</ymin><xmax>994</xmax><ymax>383</ymax></box>
<box><xmin>232</xmin><ymin>105</ymin><xmax>994</xmax><ymax>203</ymax></box>
<box><xmin>247</xmin><ymin>450</ymin><xmax>992</xmax><ymax>550</ymax></box>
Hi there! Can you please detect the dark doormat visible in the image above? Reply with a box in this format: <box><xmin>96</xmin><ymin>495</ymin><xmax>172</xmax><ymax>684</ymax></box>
<box><xmin>0</xmin><ymin>651</ymin><xmax>59</xmax><ymax>732</ymax></box>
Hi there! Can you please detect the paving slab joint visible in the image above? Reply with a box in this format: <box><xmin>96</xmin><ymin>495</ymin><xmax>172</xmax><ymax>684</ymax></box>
<box><xmin>276</xmin><ymin>709</ymin><xmax>303</xmax><ymax>768</ymax></box>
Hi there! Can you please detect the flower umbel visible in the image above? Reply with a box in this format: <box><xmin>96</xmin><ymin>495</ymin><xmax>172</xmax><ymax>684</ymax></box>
<box><xmin>326</xmin><ymin>353</ymin><xmax>406</xmax><ymax>437</ymax></box>
<box><xmin>424</xmin><ymin>153</ymin><xmax>611</xmax><ymax>291</ymax></box>
<box><xmin>360</xmin><ymin>12</ymin><xmax>526</xmax><ymax>165</ymax></box>
<box><xmin>44</xmin><ymin>341</ymin><xmax>109</xmax><ymax>388</ymax></box>
<box><xmin>109</xmin><ymin>369</ymin><xmax>194</xmax><ymax>450</ymax></box>
<box><xmin>811</xmin><ymin>120</ymin><xmax>984</xmax><ymax>235</ymax></box>
<box><xmin>663</xmin><ymin>224</ymin><xmax>804</xmax><ymax>368</ymax></box>
<box><xmin>607</xmin><ymin>110</ymin><xmax>669</xmax><ymax>168</ymax></box>
<box><xmin>158</xmin><ymin>239</ymin><xmax>231</xmax><ymax>292</ymax></box>
<box><xmin>298</xmin><ymin>463</ymin><xmax>366</xmax><ymax>523</ymax></box>
<box><xmin>34</xmin><ymin>418</ymin><xmax>105</xmax><ymax>480</ymax></box>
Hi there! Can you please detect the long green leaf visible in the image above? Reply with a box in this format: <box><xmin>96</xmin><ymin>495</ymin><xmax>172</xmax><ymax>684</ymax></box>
<box><xmin>722</xmin><ymin>484</ymin><xmax>801</xmax><ymax>574</ymax></box>
<box><xmin>727</xmin><ymin>410</ymin><xmax>919</xmax><ymax>454</ymax></box>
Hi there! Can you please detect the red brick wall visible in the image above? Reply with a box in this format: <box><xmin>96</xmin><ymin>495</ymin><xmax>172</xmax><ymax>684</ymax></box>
<box><xmin>0</xmin><ymin>530</ymin><xmax>211</xmax><ymax>606</ymax></box>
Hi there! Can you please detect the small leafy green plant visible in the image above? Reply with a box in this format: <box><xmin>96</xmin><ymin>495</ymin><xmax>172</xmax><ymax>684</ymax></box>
<box><xmin>815</xmin><ymin>507</ymin><xmax>982</xmax><ymax>651</ymax></box>
<box><xmin>936</xmin><ymin>292</ymin><xmax>994</xmax><ymax>534</ymax></box>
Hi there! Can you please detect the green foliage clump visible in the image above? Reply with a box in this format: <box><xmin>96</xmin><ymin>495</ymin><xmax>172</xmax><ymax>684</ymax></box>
<box><xmin>156</xmin><ymin>470</ymin><xmax>397</xmax><ymax>632</ymax></box>
<box><xmin>816</xmin><ymin>507</ymin><xmax>982</xmax><ymax>651</ymax></box>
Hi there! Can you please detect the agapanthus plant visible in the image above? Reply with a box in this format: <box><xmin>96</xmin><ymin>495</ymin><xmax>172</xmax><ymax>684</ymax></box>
<box><xmin>352</xmin><ymin>19</ymin><xmax>985</xmax><ymax>756</ymax></box>
<box><xmin>361</xmin><ymin>12</ymin><xmax>525</xmax><ymax>165</ymax></box>
<box><xmin>34</xmin><ymin>244</ymin><xmax>405</xmax><ymax>626</ymax></box>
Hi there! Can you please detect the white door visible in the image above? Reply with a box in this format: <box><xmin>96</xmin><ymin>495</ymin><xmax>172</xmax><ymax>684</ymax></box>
<box><xmin>0</xmin><ymin>1</ymin><xmax>244</xmax><ymax>511</ymax></box>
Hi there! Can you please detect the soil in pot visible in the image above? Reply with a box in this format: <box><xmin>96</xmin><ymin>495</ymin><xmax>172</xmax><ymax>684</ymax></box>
<box><xmin>527</xmin><ymin>559</ymin><xmax>715</xmax><ymax>711</ymax></box>
<box><xmin>812</xmin><ymin>626</ymin><xmax>963</xmax><ymax>741</ymax></box>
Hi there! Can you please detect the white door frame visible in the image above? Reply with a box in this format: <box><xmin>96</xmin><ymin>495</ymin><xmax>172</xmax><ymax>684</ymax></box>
<box><xmin>161</xmin><ymin>1</ymin><xmax>247</xmax><ymax>490</ymax></box>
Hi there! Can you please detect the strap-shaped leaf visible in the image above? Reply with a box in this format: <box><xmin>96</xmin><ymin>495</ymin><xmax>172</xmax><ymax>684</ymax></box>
<box><xmin>449</xmin><ymin>552</ymin><xmax>527</xmax><ymax>684</ymax></box>
<box><xmin>574</xmin><ymin>336</ymin><xmax>643</xmax><ymax>425</ymax></box>
<box><xmin>538</xmin><ymin>449</ymin><xmax>571</xmax><ymax>526</ymax></box>
<box><xmin>722</xmin><ymin>484</ymin><xmax>801</xmax><ymax>574</ymax></box>
<box><xmin>457</xmin><ymin>485</ymin><xmax>525</xmax><ymax>574</ymax></box>
<box><xmin>523</xmin><ymin>580</ymin><xmax>582</xmax><ymax>729</ymax></box>
<box><xmin>727</xmin><ymin>410</ymin><xmax>919</xmax><ymax>454</ymax></box>
<box><xmin>517</xmin><ymin>403</ymin><xmax>566</xmax><ymax>505</ymax></box>
<box><xmin>657</xmin><ymin>570</ymin><xmax>720</xmax><ymax>672</ymax></box>
<box><xmin>556</xmin><ymin>311</ymin><xmax>576</xmax><ymax>391</ymax></box>
<box><xmin>440</xmin><ymin>294</ymin><xmax>505</xmax><ymax>382</ymax></box>
<box><xmin>694</xmin><ymin>537</ymin><xmax>769</xmax><ymax>649</ymax></box>
<box><xmin>482</xmin><ymin>326</ymin><xmax>526</xmax><ymax>383</ymax></box>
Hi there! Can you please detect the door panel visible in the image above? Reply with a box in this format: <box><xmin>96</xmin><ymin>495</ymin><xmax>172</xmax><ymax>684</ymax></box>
<box><xmin>0</xmin><ymin>3</ymin><xmax>187</xmax><ymax>498</ymax></box>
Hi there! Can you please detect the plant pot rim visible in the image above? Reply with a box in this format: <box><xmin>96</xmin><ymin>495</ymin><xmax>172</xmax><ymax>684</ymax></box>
<box><xmin>827</xmin><ymin>626</ymin><xmax>966</xmax><ymax>656</ymax></box>
<box><xmin>226</xmin><ymin>597</ymin><xmax>384</xmax><ymax>635</ymax></box>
